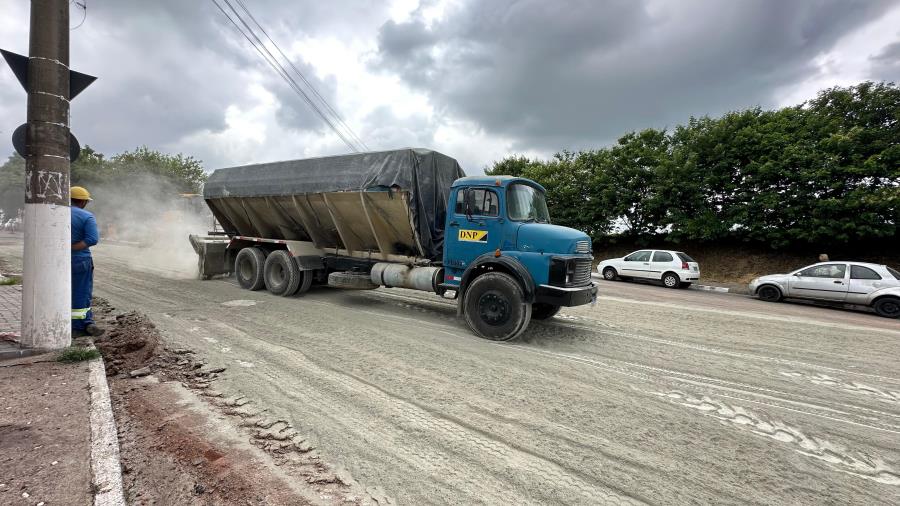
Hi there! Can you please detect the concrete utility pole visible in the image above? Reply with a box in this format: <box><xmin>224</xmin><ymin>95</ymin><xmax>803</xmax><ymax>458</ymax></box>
<box><xmin>21</xmin><ymin>0</ymin><xmax>71</xmax><ymax>349</ymax></box>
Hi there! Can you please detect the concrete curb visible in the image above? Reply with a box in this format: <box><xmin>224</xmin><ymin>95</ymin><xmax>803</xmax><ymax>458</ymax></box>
<box><xmin>0</xmin><ymin>346</ymin><xmax>47</xmax><ymax>361</ymax></box>
<box><xmin>591</xmin><ymin>272</ymin><xmax>732</xmax><ymax>293</ymax></box>
<box><xmin>87</xmin><ymin>357</ymin><xmax>126</xmax><ymax>506</ymax></box>
<box><xmin>690</xmin><ymin>284</ymin><xmax>730</xmax><ymax>293</ymax></box>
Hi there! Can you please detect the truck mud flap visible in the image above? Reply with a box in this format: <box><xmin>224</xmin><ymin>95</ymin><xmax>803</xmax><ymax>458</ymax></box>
<box><xmin>189</xmin><ymin>235</ymin><xmax>231</xmax><ymax>279</ymax></box>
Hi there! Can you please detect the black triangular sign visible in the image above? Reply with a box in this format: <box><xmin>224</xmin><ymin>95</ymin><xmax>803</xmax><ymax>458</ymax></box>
<box><xmin>0</xmin><ymin>49</ymin><xmax>28</xmax><ymax>91</ymax></box>
<box><xmin>1</xmin><ymin>48</ymin><xmax>96</xmax><ymax>99</ymax></box>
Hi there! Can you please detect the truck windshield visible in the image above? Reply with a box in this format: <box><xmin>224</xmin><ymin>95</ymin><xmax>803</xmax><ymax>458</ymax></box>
<box><xmin>508</xmin><ymin>183</ymin><xmax>550</xmax><ymax>223</ymax></box>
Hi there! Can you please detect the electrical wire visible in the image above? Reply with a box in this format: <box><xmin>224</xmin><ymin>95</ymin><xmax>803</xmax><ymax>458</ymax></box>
<box><xmin>210</xmin><ymin>0</ymin><xmax>365</xmax><ymax>152</ymax></box>
<box><xmin>71</xmin><ymin>0</ymin><xmax>87</xmax><ymax>31</ymax></box>
<box><xmin>219</xmin><ymin>0</ymin><xmax>361</xmax><ymax>152</ymax></box>
<box><xmin>233</xmin><ymin>0</ymin><xmax>369</xmax><ymax>151</ymax></box>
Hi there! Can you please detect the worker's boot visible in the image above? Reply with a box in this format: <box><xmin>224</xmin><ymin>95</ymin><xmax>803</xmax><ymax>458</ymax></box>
<box><xmin>85</xmin><ymin>324</ymin><xmax>106</xmax><ymax>337</ymax></box>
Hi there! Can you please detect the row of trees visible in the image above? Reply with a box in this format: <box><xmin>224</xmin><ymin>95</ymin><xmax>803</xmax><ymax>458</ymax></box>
<box><xmin>0</xmin><ymin>146</ymin><xmax>207</xmax><ymax>216</ymax></box>
<box><xmin>488</xmin><ymin>81</ymin><xmax>899</xmax><ymax>249</ymax></box>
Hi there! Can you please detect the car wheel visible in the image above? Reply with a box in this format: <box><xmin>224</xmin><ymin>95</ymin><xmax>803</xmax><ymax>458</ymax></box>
<box><xmin>602</xmin><ymin>267</ymin><xmax>617</xmax><ymax>281</ymax></box>
<box><xmin>873</xmin><ymin>297</ymin><xmax>900</xmax><ymax>318</ymax></box>
<box><xmin>757</xmin><ymin>285</ymin><xmax>782</xmax><ymax>302</ymax></box>
<box><xmin>662</xmin><ymin>272</ymin><xmax>680</xmax><ymax>289</ymax></box>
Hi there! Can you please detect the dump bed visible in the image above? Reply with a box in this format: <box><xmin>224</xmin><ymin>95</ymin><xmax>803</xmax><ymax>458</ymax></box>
<box><xmin>203</xmin><ymin>148</ymin><xmax>465</xmax><ymax>260</ymax></box>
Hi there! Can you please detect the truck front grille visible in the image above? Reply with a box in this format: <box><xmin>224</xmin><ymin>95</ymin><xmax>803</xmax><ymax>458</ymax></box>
<box><xmin>569</xmin><ymin>258</ymin><xmax>592</xmax><ymax>286</ymax></box>
<box><xmin>575</xmin><ymin>240</ymin><xmax>591</xmax><ymax>253</ymax></box>
<box><xmin>549</xmin><ymin>257</ymin><xmax>593</xmax><ymax>287</ymax></box>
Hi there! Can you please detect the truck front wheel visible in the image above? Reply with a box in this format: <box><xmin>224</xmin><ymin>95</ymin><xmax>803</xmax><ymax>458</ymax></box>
<box><xmin>235</xmin><ymin>247</ymin><xmax>266</xmax><ymax>291</ymax></box>
<box><xmin>463</xmin><ymin>272</ymin><xmax>532</xmax><ymax>341</ymax></box>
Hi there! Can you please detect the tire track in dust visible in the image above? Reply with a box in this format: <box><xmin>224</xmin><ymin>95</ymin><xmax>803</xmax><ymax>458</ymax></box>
<box><xmin>509</xmin><ymin>344</ymin><xmax>900</xmax><ymax>435</ymax></box>
<box><xmin>653</xmin><ymin>390</ymin><xmax>900</xmax><ymax>487</ymax></box>
<box><xmin>194</xmin><ymin>317</ymin><xmax>645</xmax><ymax>505</ymax></box>
<box><xmin>368</xmin><ymin>289</ymin><xmax>900</xmax><ymax>386</ymax></box>
<box><xmin>552</xmin><ymin>319</ymin><xmax>900</xmax><ymax>385</ymax></box>
<box><xmin>781</xmin><ymin>371</ymin><xmax>900</xmax><ymax>405</ymax></box>
<box><xmin>359</xmin><ymin>290</ymin><xmax>900</xmax><ymax>432</ymax></box>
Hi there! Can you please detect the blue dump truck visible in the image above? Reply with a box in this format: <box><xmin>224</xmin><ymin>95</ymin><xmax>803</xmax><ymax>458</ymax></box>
<box><xmin>189</xmin><ymin>148</ymin><xmax>596</xmax><ymax>341</ymax></box>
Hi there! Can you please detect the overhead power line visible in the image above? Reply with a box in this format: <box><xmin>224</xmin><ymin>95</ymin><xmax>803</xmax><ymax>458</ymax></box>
<box><xmin>210</xmin><ymin>0</ymin><xmax>366</xmax><ymax>153</ymax></box>
<box><xmin>233</xmin><ymin>0</ymin><xmax>369</xmax><ymax>151</ymax></box>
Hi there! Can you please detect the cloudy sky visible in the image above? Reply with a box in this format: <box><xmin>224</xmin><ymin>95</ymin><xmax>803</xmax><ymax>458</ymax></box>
<box><xmin>1</xmin><ymin>0</ymin><xmax>899</xmax><ymax>174</ymax></box>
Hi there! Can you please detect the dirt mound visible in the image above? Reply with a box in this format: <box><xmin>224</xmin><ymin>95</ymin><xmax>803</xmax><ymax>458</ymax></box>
<box><xmin>93</xmin><ymin>298</ymin><xmax>161</xmax><ymax>376</ymax></box>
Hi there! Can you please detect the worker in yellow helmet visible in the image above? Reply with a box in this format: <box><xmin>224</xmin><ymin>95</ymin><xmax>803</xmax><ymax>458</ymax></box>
<box><xmin>71</xmin><ymin>186</ymin><xmax>104</xmax><ymax>337</ymax></box>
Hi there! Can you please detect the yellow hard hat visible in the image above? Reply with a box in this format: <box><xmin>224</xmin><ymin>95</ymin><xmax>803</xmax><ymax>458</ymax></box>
<box><xmin>70</xmin><ymin>186</ymin><xmax>92</xmax><ymax>201</ymax></box>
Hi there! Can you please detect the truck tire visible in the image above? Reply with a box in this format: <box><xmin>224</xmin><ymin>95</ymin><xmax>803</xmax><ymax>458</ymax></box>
<box><xmin>295</xmin><ymin>268</ymin><xmax>314</xmax><ymax>296</ymax></box>
<box><xmin>531</xmin><ymin>303</ymin><xmax>561</xmax><ymax>320</ymax></box>
<box><xmin>463</xmin><ymin>272</ymin><xmax>532</xmax><ymax>341</ymax></box>
<box><xmin>235</xmin><ymin>247</ymin><xmax>266</xmax><ymax>291</ymax></box>
<box><xmin>264</xmin><ymin>250</ymin><xmax>302</xmax><ymax>296</ymax></box>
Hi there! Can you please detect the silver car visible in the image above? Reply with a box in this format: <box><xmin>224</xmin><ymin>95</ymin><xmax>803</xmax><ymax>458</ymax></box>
<box><xmin>749</xmin><ymin>262</ymin><xmax>900</xmax><ymax>318</ymax></box>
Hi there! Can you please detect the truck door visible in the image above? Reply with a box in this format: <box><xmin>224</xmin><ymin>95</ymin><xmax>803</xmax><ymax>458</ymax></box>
<box><xmin>445</xmin><ymin>187</ymin><xmax>503</xmax><ymax>271</ymax></box>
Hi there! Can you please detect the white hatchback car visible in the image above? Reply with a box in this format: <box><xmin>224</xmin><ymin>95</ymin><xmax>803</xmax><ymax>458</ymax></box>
<box><xmin>597</xmin><ymin>249</ymin><xmax>700</xmax><ymax>288</ymax></box>
<box><xmin>749</xmin><ymin>262</ymin><xmax>900</xmax><ymax>318</ymax></box>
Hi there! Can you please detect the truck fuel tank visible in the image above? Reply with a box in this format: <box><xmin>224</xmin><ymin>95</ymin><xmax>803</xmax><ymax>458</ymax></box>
<box><xmin>370</xmin><ymin>263</ymin><xmax>443</xmax><ymax>293</ymax></box>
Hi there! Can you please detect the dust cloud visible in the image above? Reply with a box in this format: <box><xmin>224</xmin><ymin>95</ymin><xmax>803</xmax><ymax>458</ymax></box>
<box><xmin>86</xmin><ymin>174</ymin><xmax>215</xmax><ymax>279</ymax></box>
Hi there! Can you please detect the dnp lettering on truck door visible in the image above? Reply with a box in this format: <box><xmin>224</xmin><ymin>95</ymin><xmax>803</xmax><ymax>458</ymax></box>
<box><xmin>458</xmin><ymin>229</ymin><xmax>488</xmax><ymax>242</ymax></box>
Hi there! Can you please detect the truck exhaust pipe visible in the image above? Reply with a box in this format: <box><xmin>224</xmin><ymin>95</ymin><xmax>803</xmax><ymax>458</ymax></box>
<box><xmin>371</xmin><ymin>263</ymin><xmax>443</xmax><ymax>293</ymax></box>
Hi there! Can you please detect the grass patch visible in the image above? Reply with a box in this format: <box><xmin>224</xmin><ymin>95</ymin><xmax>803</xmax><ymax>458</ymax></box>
<box><xmin>57</xmin><ymin>346</ymin><xmax>101</xmax><ymax>363</ymax></box>
<box><xmin>0</xmin><ymin>276</ymin><xmax>21</xmax><ymax>286</ymax></box>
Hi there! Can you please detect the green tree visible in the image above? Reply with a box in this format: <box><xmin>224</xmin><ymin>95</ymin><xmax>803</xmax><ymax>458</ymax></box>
<box><xmin>491</xmin><ymin>81</ymin><xmax>899</xmax><ymax>249</ymax></box>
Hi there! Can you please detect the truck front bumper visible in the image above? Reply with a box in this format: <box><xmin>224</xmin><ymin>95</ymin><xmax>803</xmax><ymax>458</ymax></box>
<box><xmin>535</xmin><ymin>283</ymin><xmax>597</xmax><ymax>307</ymax></box>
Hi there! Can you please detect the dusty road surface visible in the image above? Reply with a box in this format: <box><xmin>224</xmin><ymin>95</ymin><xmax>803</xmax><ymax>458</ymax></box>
<box><xmin>2</xmin><ymin>234</ymin><xmax>899</xmax><ymax>504</ymax></box>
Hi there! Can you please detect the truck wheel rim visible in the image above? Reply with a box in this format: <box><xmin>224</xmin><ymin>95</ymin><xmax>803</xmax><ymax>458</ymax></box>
<box><xmin>272</xmin><ymin>264</ymin><xmax>285</xmax><ymax>284</ymax></box>
<box><xmin>479</xmin><ymin>293</ymin><xmax>510</xmax><ymax>326</ymax></box>
<box><xmin>240</xmin><ymin>259</ymin><xmax>253</xmax><ymax>280</ymax></box>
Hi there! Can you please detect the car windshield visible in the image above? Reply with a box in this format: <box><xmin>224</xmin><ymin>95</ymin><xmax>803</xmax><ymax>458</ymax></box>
<box><xmin>507</xmin><ymin>183</ymin><xmax>550</xmax><ymax>223</ymax></box>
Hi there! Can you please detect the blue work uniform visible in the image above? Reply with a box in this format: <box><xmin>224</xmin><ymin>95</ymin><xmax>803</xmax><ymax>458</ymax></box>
<box><xmin>71</xmin><ymin>206</ymin><xmax>99</xmax><ymax>330</ymax></box>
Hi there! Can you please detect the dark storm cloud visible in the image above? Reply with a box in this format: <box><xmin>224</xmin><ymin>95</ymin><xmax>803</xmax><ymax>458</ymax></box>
<box><xmin>1</xmin><ymin>0</ymin><xmax>381</xmax><ymax>159</ymax></box>
<box><xmin>374</xmin><ymin>0</ymin><xmax>897</xmax><ymax>151</ymax></box>
<box><xmin>871</xmin><ymin>40</ymin><xmax>900</xmax><ymax>81</ymax></box>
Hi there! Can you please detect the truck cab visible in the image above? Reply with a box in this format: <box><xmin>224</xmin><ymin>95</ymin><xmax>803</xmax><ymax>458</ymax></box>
<box><xmin>440</xmin><ymin>176</ymin><xmax>596</xmax><ymax>340</ymax></box>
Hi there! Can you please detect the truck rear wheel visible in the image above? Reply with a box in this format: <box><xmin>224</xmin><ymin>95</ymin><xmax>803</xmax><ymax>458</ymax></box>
<box><xmin>264</xmin><ymin>250</ymin><xmax>302</xmax><ymax>296</ymax></box>
<box><xmin>463</xmin><ymin>272</ymin><xmax>531</xmax><ymax>341</ymax></box>
<box><xmin>235</xmin><ymin>247</ymin><xmax>266</xmax><ymax>291</ymax></box>
<box><xmin>531</xmin><ymin>303</ymin><xmax>561</xmax><ymax>320</ymax></box>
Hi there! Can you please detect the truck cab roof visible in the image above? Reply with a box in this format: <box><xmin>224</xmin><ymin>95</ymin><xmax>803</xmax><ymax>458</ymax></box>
<box><xmin>451</xmin><ymin>176</ymin><xmax>546</xmax><ymax>193</ymax></box>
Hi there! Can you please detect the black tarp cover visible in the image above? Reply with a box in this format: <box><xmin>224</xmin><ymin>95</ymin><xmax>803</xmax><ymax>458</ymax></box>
<box><xmin>203</xmin><ymin>148</ymin><xmax>466</xmax><ymax>260</ymax></box>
